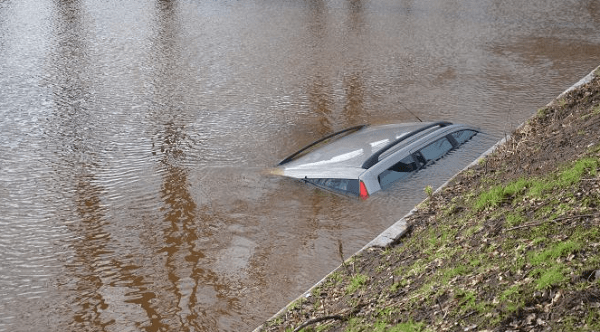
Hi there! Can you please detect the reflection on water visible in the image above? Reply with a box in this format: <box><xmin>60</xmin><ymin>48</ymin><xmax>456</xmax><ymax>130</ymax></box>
<box><xmin>1</xmin><ymin>0</ymin><xmax>600</xmax><ymax>330</ymax></box>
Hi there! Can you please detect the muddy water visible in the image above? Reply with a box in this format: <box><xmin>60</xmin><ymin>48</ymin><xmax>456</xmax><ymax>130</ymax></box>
<box><xmin>1</xmin><ymin>0</ymin><xmax>599</xmax><ymax>330</ymax></box>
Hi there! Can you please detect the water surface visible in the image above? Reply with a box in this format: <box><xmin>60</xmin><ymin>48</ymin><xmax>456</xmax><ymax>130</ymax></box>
<box><xmin>1</xmin><ymin>0</ymin><xmax>599</xmax><ymax>330</ymax></box>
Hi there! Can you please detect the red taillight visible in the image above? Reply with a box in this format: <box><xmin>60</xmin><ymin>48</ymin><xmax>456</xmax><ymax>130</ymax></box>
<box><xmin>359</xmin><ymin>181</ymin><xmax>369</xmax><ymax>200</ymax></box>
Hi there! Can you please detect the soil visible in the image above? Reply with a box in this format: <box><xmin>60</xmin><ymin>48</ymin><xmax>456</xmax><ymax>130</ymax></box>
<box><xmin>259</xmin><ymin>68</ymin><xmax>600</xmax><ymax>332</ymax></box>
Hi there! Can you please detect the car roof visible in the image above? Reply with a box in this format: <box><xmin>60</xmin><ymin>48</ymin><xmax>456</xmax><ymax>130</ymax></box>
<box><xmin>279</xmin><ymin>122</ymin><xmax>443</xmax><ymax>179</ymax></box>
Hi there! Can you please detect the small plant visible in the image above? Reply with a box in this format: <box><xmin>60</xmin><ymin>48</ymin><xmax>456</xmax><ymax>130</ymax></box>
<box><xmin>537</xmin><ymin>107</ymin><xmax>548</xmax><ymax>117</ymax></box>
<box><xmin>313</xmin><ymin>298</ymin><xmax>321</xmax><ymax>311</ymax></box>
<box><xmin>268</xmin><ymin>317</ymin><xmax>284</xmax><ymax>326</ymax></box>
<box><xmin>558</xmin><ymin>98</ymin><xmax>567</xmax><ymax>108</ymax></box>
<box><xmin>424</xmin><ymin>185</ymin><xmax>433</xmax><ymax>198</ymax></box>
<box><xmin>469</xmin><ymin>257</ymin><xmax>481</xmax><ymax>267</ymax></box>
<box><xmin>377</xmin><ymin>306</ymin><xmax>395</xmax><ymax>319</ymax></box>
<box><xmin>287</xmin><ymin>297</ymin><xmax>305</xmax><ymax>311</ymax></box>
<box><xmin>594</xmin><ymin>104</ymin><xmax>600</xmax><ymax>115</ymax></box>
<box><xmin>311</xmin><ymin>286</ymin><xmax>322</xmax><ymax>298</ymax></box>
<box><xmin>325</xmin><ymin>271</ymin><xmax>344</xmax><ymax>287</ymax></box>
<box><xmin>532</xmin><ymin>237</ymin><xmax>546</xmax><ymax>246</ymax></box>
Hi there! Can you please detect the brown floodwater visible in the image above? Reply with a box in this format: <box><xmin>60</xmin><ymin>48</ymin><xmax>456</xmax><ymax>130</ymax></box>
<box><xmin>1</xmin><ymin>0</ymin><xmax>599</xmax><ymax>330</ymax></box>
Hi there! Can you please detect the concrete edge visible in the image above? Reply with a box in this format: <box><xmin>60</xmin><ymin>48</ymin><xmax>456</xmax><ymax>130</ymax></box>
<box><xmin>252</xmin><ymin>65</ymin><xmax>600</xmax><ymax>332</ymax></box>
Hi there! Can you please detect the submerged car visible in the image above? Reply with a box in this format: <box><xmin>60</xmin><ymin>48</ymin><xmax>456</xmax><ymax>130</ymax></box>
<box><xmin>275</xmin><ymin>121</ymin><xmax>479</xmax><ymax>199</ymax></box>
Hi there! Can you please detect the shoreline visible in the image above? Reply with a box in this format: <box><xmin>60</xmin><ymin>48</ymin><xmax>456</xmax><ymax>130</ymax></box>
<box><xmin>254</xmin><ymin>64</ymin><xmax>600</xmax><ymax>332</ymax></box>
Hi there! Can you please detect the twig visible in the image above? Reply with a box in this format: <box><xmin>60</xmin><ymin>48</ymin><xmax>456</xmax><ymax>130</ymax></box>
<box><xmin>437</xmin><ymin>297</ymin><xmax>448</xmax><ymax>319</ymax></box>
<box><xmin>293</xmin><ymin>305</ymin><xmax>364</xmax><ymax>332</ymax></box>
<box><xmin>506</xmin><ymin>214</ymin><xmax>595</xmax><ymax>231</ymax></box>
<box><xmin>462</xmin><ymin>310</ymin><xmax>477</xmax><ymax>320</ymax></box>
<box><xmin>338</xmin><ymin>239</ymin><xmax>346</xmax><ymax>270</ymax></box>
<box><xmin>506</xmin><ymin>222</ymin><xmax>544</xmax><ymax>231</ymax></box>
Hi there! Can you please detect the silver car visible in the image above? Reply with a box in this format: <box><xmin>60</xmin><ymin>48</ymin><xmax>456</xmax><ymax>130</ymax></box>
<box><xmin>275</xmin><ymin>121</ymin><xmax>479</xmax><ymax>199</ymax></box>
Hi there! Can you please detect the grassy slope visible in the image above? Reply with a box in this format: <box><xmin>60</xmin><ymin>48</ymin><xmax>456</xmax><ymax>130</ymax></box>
<box><xmin>260</xmin><ymin>70</ymin><xmax>600</xmax><ymax>332</ymax></box>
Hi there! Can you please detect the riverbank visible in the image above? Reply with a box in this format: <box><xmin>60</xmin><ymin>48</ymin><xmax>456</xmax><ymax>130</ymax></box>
<box><xmin>257</xmin><ymin>65</ymin><xmax>600</xmax><ymax>332</ymax></box>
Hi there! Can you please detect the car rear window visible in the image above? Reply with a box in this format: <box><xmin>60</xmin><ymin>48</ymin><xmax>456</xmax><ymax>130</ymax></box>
<box><xmin>278</xmin><ymin>126</ymin><xmax>365</xmax><ymax>165</ymax></box>
<box><xmin>305</xmin><ymin>178</ymin><xmax>360</xmax><ymax>196</ymax></box>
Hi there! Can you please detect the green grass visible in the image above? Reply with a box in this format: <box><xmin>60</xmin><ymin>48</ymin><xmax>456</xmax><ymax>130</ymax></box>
<box><xmin>558</xmin><ymin>157</ymin><xmax>598</xmax><ymax>186</ymax></box>
<box><xmin>287</xmin><ymin>298</ymin><xmax>305</xmax><ymax>311</ymax></box>
<box><xmin>343</xmin><ymin>318</ymin><xmax>426</xmax><ymax>332</ymax></box>
<box><xmin>475</xmin><ymin>157</ymin><xmax>599</xmax><ymax>211</ymax></box>
<box><xmin>529</xmin><ymin>240</ymin><xmax>581</xmax><ymax>266</ymax></box>
<box><xmin>390</xmin><ymin>278</ymin><xmax>409</xmax><ymax>292</ymax></box>
<box><xmin>505</xmin><ymin>211</ymin><xmax>526</xmax><ymax>227</ymax></box>
<box><xmin>500</xmin><ymin>285</ymin><xmax>520</xmax><ymax>302</ymax></box>
<box><xmin>325</xmin><ymin>272</ymin><xmax>344</xmax><ymax>288</ymax></box>
<box><xmin>499</xmin><ymin>284</ymin><xmax>523</xmax><ymax>314</ymax></box>
<box><xmin>475</xmin><ymin>178</ymin><xmax>530</xmax><ymax>211</ymax></box>
<box><xmin>534</xmin><ymin>265</ymin><xmax>567</xmax><ymax>290</ymax></box>
<box><xmin>474</xmin><ymin>185</ymin><xmax>506</xmax><ymax>211</ymax></box>
<box><xmin>441</xmin><ymin>265</ymin><xmax>469</xmax><ymax>283</ymax></box>
<box><xmin>346</xmin><ymin>274</ymin><xmax>368</xmax><ymax>294</ymax></box>
<box><xmin>454</xmin><ymin>288</ymin><xmax>489</xmax><ymax>314</ymax></box>
<box><xmin>388</xmin><ymin>321</ymin><xmax>426</xmax><ymax>332</ymax></box>
<box><xmin>558</xmin><ymin>98</ymin><xmax>567</xmax><ymax>108</ymax></box>
<box><xmin>525</xmin><ymin>240</ymin><xmax>582</xmax><ymax>290</ymax></box>
<box><xmin>581</xmin><ymin>104</ymin><xmax>600</xmax><ymax>120</ymax></box>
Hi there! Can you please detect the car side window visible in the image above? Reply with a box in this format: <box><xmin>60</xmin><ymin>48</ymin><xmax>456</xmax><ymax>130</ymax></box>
<box><xmin>378</xmin><ymin>155</ymin><xmax>417</xmax><ymax>189</ymax></box>
<box><xmin>418</xmin><ymin>137</ymin><xmax>453</xmax><ymax>164</ymax></box>
<box><xmin>451</xmin><ymin>130</ymin><xmax>477</xmax><ymax>145</ymax></box>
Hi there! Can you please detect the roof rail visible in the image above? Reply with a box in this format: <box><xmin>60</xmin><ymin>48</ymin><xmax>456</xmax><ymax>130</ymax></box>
<box><xmin>361</xmin><ymin>121</ymin><xmax>452</xmax><ymax>169</ymax></box>
<box><xmin>278</xmin><ymin>125</ymin><xmax>368</xmax><ymax>166</ymax></box>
